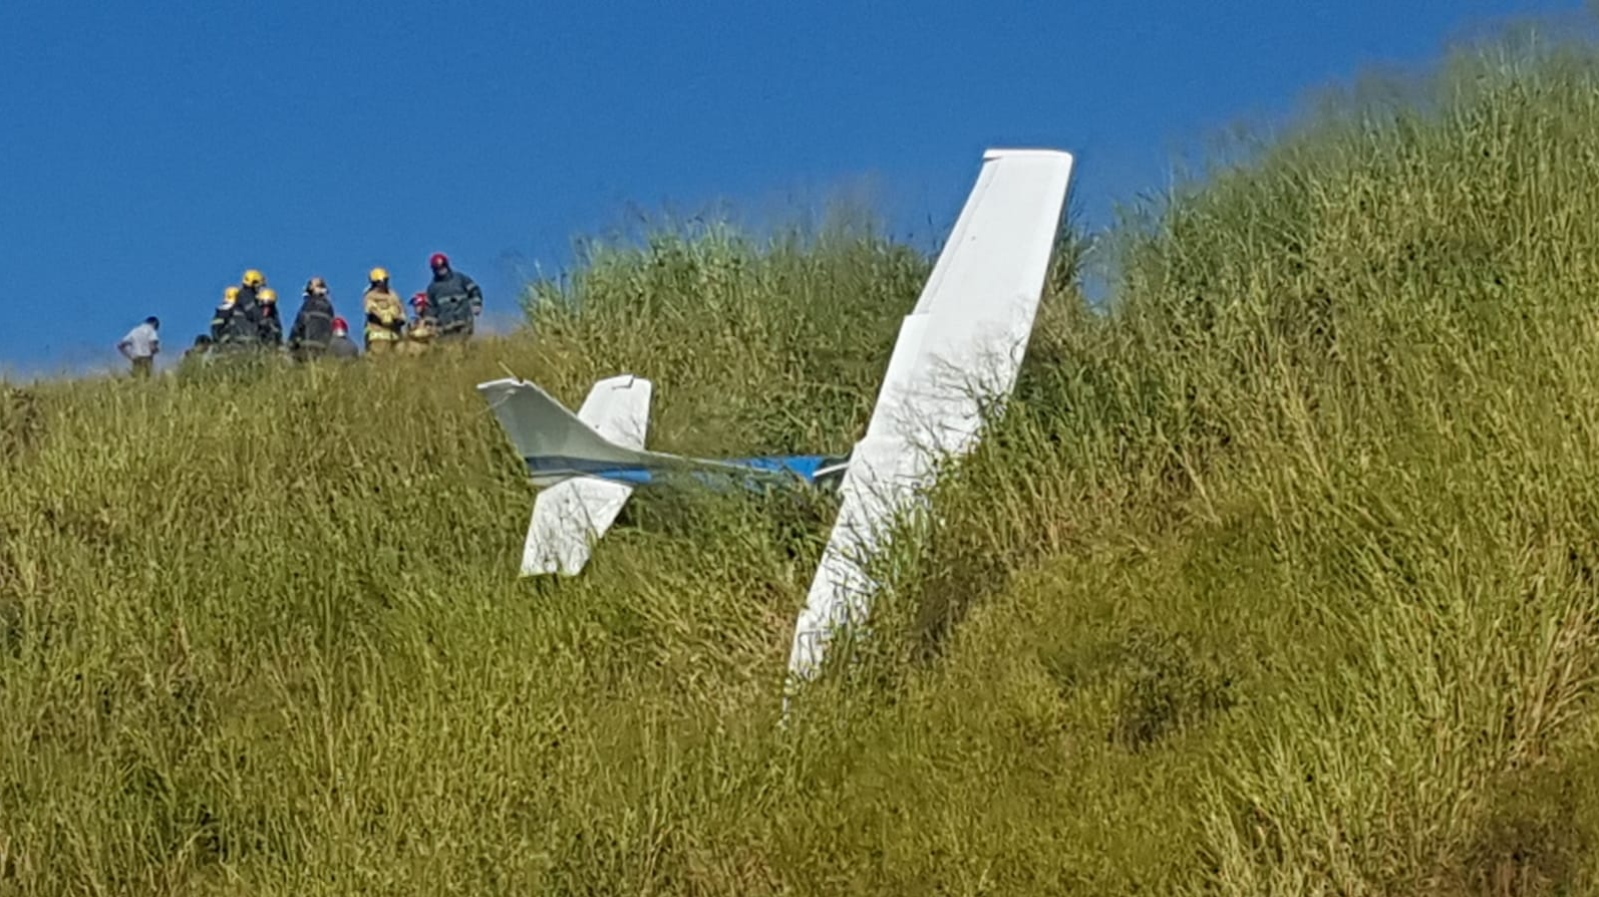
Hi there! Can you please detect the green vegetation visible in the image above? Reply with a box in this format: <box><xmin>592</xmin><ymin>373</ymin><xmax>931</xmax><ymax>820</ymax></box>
<box><xmin>6</xmin><ymin>35</ymin><xmax>1599</xmax><ymax>896</ymax></box>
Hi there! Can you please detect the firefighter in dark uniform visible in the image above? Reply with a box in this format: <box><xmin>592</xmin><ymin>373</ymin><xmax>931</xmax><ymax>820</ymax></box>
<box><xmin>288</xmin><ymin>277</ymin><xmax>336</xmax><ymax>361</ymax></box>
<box><xmin>329</xmin><ymin>317</ymin><xmax>361</xmax><ymax>360</ymax></box>
<box><xmin>257</xmin><ymin>288</ymin><xmax>284</xmax><ymax>348</ymax></box>
<box><xmin>424</xmin><ymin>253</ymin><xmax>483</xmax><ymax>342</ymax></box>
<box><xmin>210</xmin><ymin>286</ymin><xmax>239</xmax><ymax>343</ymax></box>
<box><xmin>221</xmin><ymin>269</ymin><xmax>267</xmax><ymax>350</ymax></box>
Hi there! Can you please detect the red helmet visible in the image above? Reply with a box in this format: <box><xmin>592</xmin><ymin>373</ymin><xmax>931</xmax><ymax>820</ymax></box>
<box><xmin>332</xmin><ymin>316</ymin><xmax>349</xmax><ymax>333</ymax></box>
<box><xmin>429</xmin><ymin>252</ymin><xmax>450</xmax><ymax>270</ymax></box>
<box><xmin>411</xmin><ymin>292</ymin><xmax>429</xmax><ymax>308</ymax></box>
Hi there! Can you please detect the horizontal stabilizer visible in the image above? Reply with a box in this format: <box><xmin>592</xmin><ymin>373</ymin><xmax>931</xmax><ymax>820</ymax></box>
<box><xmin>524</xmin><ymin>478</ymin><xmax>634</xmax><ymax>576</ymax></box>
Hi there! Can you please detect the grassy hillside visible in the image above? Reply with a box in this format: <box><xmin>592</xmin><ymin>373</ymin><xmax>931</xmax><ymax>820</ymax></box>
<box><xmin>7</xmin><ymin>37</ymin><xmax>1599</xmax><ymax>895</ymax></box>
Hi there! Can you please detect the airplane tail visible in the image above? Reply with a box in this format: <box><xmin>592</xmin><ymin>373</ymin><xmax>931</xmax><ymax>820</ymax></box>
<box><xmin>477</xmin><ymin>374</ymin><xmax>655</xmax><ymax>576</ymax></box>
<box><xmin>477</xmin><ymin>375</ymin><xmax>653</xmax><ymax>472</ymax></box>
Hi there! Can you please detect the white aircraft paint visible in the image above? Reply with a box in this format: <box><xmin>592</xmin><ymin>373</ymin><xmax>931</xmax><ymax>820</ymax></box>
<box><xmin>784</xmin><ymin>148</ymin><xmax>1075</xmax><ymax>686</ymax></box>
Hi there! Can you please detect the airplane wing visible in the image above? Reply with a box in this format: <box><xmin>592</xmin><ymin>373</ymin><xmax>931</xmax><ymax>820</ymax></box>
<box><xmin>785</xmin><ymin>148</ymin><xmax>1075</xmax><ymax>685</ymax></box>
<box><xmin>480</xmin><ymin>374</ymin><xmax>654</xmax><ymax>576</ymax></box>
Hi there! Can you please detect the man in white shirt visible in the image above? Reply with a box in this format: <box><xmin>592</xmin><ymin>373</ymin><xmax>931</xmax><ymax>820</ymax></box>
<box><xmin>117</xmin><ymin>316</ymin><xmax>161</xmax><ymax>378</ymax></box>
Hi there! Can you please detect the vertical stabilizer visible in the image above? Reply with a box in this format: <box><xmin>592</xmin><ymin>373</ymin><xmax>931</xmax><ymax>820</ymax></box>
<box><xmin>477</xmin><ymin>375</ymin><xmax>654</xmax><ymax>575</ymax></box>
<box><xmin>477</xmin><ymin>375</ymin><xmax>653</xmax><ymax>470</ymax></box>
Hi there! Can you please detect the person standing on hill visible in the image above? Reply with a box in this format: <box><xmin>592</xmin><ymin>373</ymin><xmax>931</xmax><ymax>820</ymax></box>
<box><xmin>289</xmin><ymin>277</ymin><xmax>337</xmax><ymax>361</ymax></box>
<box><xmin>425</xmin><ymin>253</ymin><xmax>482</xmax><ymax>342</ymax></box>
<box><xmin>221</xmin><ymin>269</ymin><xmax>266</xmax><ymax>349</ymax></box>
<box><xmin>210</xmin><ymin>286</ymin><xmax>239</xmax><ymax>342</ymax></box>
<box><xmin>362</xmin><ymin>267</ymin><xmax>406</xmax><ymax>355</ymax></box>
<box><xmin>402</xmin><ymin>292</ymin><xmax>438</xmax><ymax>354</ymax></box>
<box><xmin>329</xmin><ymin>317</ymin><xmax>361</xmax><ymax>360</ymax></box>
<box><xmin>184</xmin><ymin>335</ymin><xmax>213</xmax><ymax>362</ymax></box>
<box><xmin>117</xmin><ymin>316</ymin><xmax>161</xmax><ymax>377</ymax></box>
<box><xmin>257</xmin><ymin>288</ymin><xmax>284</xmax><ymax>348</ymax></box>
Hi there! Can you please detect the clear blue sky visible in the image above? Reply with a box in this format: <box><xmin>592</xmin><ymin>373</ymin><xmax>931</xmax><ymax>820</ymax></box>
<box><xmin>0</xmin><ymin>0</ymin><xmax>1585</xmax><ymax>374</ymax></box>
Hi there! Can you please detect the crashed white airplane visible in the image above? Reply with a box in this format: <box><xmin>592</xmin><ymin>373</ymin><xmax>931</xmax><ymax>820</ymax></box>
<box><xmin>477</xmin><ymin>147</ymin><xmax>1075</xmax><ymax>685</ymax></box>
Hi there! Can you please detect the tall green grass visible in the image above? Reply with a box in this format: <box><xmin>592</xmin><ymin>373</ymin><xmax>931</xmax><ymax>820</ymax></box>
<box><xmin>848</xmin><ymin>36</ymin><xmax>1599</xmax><ymax>895</ymax></box>
<box><xmin>7</xmin><ymin>35</ymin><xmax>1599</xmax><ymax>895</ymax></box>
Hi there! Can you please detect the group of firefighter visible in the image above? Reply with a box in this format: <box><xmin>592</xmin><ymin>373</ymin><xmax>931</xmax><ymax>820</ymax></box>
<box><xmin>194</xmin><ymin>252</ymin><xmax>484</xmax><ymax>362</ymax></box>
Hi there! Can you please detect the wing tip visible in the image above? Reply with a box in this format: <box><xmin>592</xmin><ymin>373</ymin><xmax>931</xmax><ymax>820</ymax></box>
<box><xmin>982</xmin><ymin>147</ymin><xmax>1075</xmax><ymax>165</ymax></box>
<box><xmin>593</xmin><ymin>372</ymin><xmax>649</xmax><ymax>391</ymax></box>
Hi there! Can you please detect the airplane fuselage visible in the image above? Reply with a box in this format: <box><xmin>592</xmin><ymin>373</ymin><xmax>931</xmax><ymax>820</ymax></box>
<box><xmin>524</xmin><ymin>453</ymin><xmax>850</xmax><ymax>491</ymax></box>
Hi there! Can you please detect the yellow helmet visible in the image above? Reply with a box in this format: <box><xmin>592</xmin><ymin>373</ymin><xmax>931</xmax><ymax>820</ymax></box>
<box><xmin>258</xmin><ymin>288</ymin><xmax>278</xmax><ymax>303</ymax></box>
<box><xmin>223</xmin><ymin>286</ymin><xmax>240</xmax><ymax>306</ymax></box>
<box><xmin>242</xmin><ymin>269</ymin><xmax>266</xmax><ymax>287</ymax></box>
<box><xmin>368</xmin><ymin>266</ymin><xmax>390</xmax><ymax>283</ymax></box>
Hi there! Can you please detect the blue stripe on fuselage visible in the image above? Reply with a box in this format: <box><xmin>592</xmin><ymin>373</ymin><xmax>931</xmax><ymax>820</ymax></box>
<box><xmin>523</xmin><ymin>454</ymin><xmax>841</xmax><ymax>489</ymax></box>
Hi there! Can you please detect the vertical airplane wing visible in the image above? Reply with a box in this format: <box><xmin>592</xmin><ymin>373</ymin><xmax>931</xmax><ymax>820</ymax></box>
<box><xmin>785</xmin><ymin>148</ymin><xmax>1075</xmax><ymax>685</ymax></box>
<box><xmin>479</xmin><ymin>374</ymin><xmax>654</xmax><ymax>576</ymax></box>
